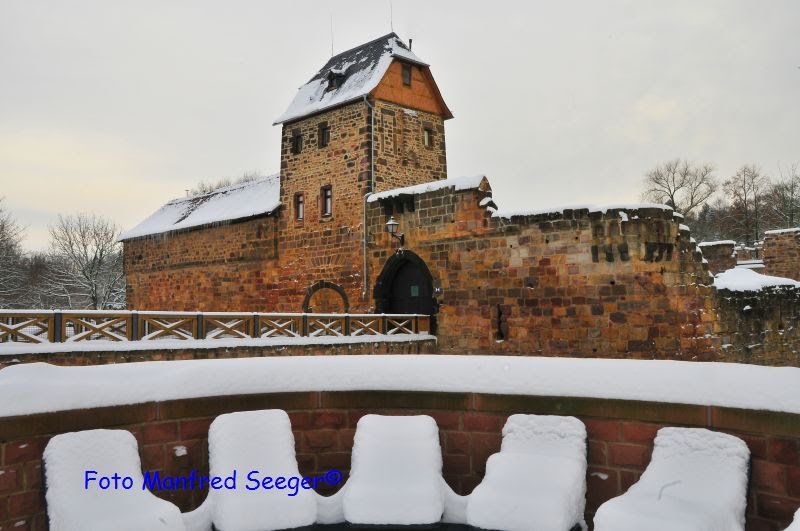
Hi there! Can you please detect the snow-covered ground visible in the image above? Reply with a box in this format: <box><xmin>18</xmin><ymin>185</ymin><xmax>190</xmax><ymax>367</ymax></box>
<box><xmin>0</xmin><ymin>355</ymin><xmax>798</xmax><ymax>417</ymax></box>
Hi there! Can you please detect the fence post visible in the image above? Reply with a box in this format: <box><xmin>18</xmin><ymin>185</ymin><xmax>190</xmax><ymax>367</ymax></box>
<box><xmin>302</xmin><ymin>314</ymin><xmax>308</xmax><ymax>336</ymax></box>
<box><xmin>252</xmin><ymin>314</ymin><xmax>259</xmax><ymax>338</ymax></box>
<box><xmin>381</xmin><ymin>314</ymin><xmax>387</xmax><ymax>335</ymax></box>
<box><xmin>414</xmin><ymin>314</ymin><xmax>419</xmax><ymax>334</ymax></box>
<box><xmin>53</xmin><ymin>311</ymin><xmax>63</xmax><ymax>343</ymax></box>
<box><xmin>344</xmin><ymin>314</ymin><xmax>351</xmax><ymax>336</ymax></box>
<box><xmin>196</xmin><ymin>313</ymin><xmax>205</xmax><ymax>339</ymax></box>
<box><xmin>131</xmin><ymin>312</ymin><xmax>139</xmax><ymax>341</ymax></box>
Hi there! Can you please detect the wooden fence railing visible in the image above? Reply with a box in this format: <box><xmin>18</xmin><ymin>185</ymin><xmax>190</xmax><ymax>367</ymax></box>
<box><xmin>0</xmin><ymin>311</ymin><xmax>431</xmax><ymax>344</ymax></box>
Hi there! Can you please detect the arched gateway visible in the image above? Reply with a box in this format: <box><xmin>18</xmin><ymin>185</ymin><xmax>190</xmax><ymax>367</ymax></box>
<box><xmin>374</xmin><ymin>251</ymin><xmax>438</xmax><ymax>331</ymax></box>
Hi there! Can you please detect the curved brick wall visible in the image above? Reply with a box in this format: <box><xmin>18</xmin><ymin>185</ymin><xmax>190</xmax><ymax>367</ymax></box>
<box><xmin>0</xmin><ymin>390</ymin><xmax>798</xmax><ymax>530</ymax></box>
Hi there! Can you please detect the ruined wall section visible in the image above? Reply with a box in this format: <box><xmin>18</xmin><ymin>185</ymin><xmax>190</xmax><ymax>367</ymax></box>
<box><xmin>763</xmin><ymin>228</ymin><xmax>800</xmax><ymax>281</ymax></box>
<box><xmin>123</xmin><ymin>217</ymin><xmax>279</xmax><ymax>311</ymax></box>
<box><xmin>367</xmin><ymin>186</ymin><xmax>720</xmax><ymax>359</ymax></box>
<box><xmin>697</xmin><ymin>241</ymin><xmax>737</xmax><ymax>275</ymax></box>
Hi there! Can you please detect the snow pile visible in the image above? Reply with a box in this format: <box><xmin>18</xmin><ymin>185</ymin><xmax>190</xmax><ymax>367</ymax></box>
<box><xmin>368</xmin><ymin>175</ymin><xmax>486</xmax><ymax>202</ymax></box>
<box><xmin>275</xmin><ymin>34</ymin><xmax>427</xmax><ymax>125</ymax></box>
<box><xmin>714</xmin><ymin>268</ymin><xmax>800</xmax><ymax>292</ymax></box>
<box><xmin>698</xmin><ymin>240</ymin><xmax>736</xmax><ymax>247</ymax></box>
<box><xmin>785</xmin><ymin>509</ymin><xmax>800</xmax><ymax>530</ymax></box>
<box><xmin>192</xmin><ymin>409</ymin><xmax>316</xmax><ymax>531</ymax></box>
<box><xmin>467</xmin><ymin>415</ymin><xmax>587</xmax><ymax>531</ymax></box>
<box><xmin>44</xmin><ymin>429</ymin><xmax>185</xmax><ymax>531</ymax></box>
<box><xmin>765</xmin><ymin>227</ymin><xmax>800</xmax><ymax>236</ymax></box>
<box><xmin>120</xmin><ymin>174</ymin><xmax>280</xmax><ymax>240</ymax></box>
<box><xmin>2</xmin><ymin>356</ymin><xmax>800</xmax><ymax>417</ymax></box>
<box><xmin>343</xmin><ymin>415</ymin><xmax>445</xmax><ymax>525</ymax></box>
<box><xmin>594</xmin><ymin>427</ymin><xmax>749</xmax><ymax>531</ymax></box>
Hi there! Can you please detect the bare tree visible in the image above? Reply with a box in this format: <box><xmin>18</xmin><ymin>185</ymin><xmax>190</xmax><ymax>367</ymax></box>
<box><xmin>723</xmin><ymin>164</ymin><xmax>770</xmax><ymax>245</ymax></box>
<box><xmin>641</xmin><ymin>159</ymin><xmax>717</xmax><ymax>217</ymax></box>
<box><xmin>47</xmin><ymin>213</ymin><xmax>125</xmax><ymax>310</ymax></box>
<box><xmin>0</xmin><ymin>198</ymin><xmax>26</xmax><ymax>307</ymax></box>
<box><xmin>766</xmin><ymin>162</ymin><xmax>800</xmax><ymax>228</ymax></box>
<box><xmin>188</xmin><ymin>170</ymin><xmax>262</xmax><ymax>196</ymax></box>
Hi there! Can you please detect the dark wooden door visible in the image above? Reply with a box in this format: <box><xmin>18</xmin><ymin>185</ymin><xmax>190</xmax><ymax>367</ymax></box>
<box><xmin>388</xmin><ymin>261</ymin><xmax>434</xmax><ymax>315</ymax></box>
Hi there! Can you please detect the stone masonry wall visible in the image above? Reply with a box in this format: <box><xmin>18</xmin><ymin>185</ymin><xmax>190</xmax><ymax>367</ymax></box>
<box><xmin>698</xmin><ymin>241</ymin><xmax>737</xmax><ymax>274</ymax></box>
<box><xmin>367</xmin><ymin>184</ymin><xmax>722</xmax><ymax>360</ymax></box>
<box><xmin>124</xmin><ymin>218</ymin><xmax>280</xmax><ymax>311</ymax></box>
<box><xmin>763</xmin><ymin>228</ymin><xmax>800</xmax><ymax>281</ymax></box>
<box><xmin>1</xmin><ymin>391</ymin><xmax>798</xmax><ymax>530</ymax></box>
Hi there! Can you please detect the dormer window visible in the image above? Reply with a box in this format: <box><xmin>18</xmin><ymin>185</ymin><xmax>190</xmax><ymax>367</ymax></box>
<box><xmin>326</xmin><ymin>69</ymin><xmax>346</xmax><ymax>91</ymax></box>
<box><xmin>402</xmin><ymin>64</ymin><xmax>412</xmax><ymax>86</ymax></box>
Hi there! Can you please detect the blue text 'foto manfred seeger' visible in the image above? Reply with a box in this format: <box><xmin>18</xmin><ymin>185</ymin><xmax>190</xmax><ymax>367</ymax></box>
<box><xmin>84</xmin><ymin>469</ymin><xmax>344</xmax><ymax>496</ymax></box>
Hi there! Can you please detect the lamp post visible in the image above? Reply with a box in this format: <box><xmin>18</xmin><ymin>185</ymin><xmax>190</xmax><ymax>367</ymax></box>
<box><xmin>385</xmin><ymin>216</ymin><xmax>405</xmax><ymax>251</ymax></box>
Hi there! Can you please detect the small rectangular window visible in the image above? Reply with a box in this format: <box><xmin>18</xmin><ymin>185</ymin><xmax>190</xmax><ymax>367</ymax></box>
<box><xmin>290</xmin><ymin>130</ymin><xmax>303</xmax><ymax>155</ymax></box>
<box><xmin>423</xmin><ymin>128</ymin><xmax>433</xmax><ymax>148</ymax></box>
<box><xmin>294</xmin><ymin>193</ymin><xmax>304</xmax><ymax>220</ymax></box>
<box><xmin>321</xmin><ymin>186</ymin><xmax>333</xmax><ymax>217</ymax></box>
<box><xmin>318</xmin><ymin>122</ymin><xmax>330</xmax><ymax>148</ymax></box>
<box><xmin>402</xmin><ymin>64</ymin><xmax>412</xmax><ymax>86</ymax></box>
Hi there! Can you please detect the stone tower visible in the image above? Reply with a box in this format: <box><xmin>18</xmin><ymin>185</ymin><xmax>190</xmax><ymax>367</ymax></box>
<box><xmin>272</xmin><ymin>33</ymin><xmax>453</xmax><ymax>312</ymax></box>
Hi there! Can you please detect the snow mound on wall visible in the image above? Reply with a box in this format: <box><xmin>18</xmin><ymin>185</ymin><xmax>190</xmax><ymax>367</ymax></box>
<box><xmin>492</xmin><ymin>202</ymin><xmax>674</xmax><ymax>219</ymax></box>
<box><xmin>343</xmin><ymin>414</ymin><xmax>444</xmax><ymax>525</ymax></box>
<box><xmin>467</xmin><ymin>415</ymin><xmax>587</xmax><ymax>531</ymax></box>
<box><xmin>44</xmin><ymin>429</ymin><xmax>185</xmax><ymax>531</ymax></box>
<box><xmin>714</xmin><ymin>267</ymin><xmax>800</xmax><ymax>292</ymax></box>
<box><xmin>202</xmin><ymin>409</ymin><xmax>316</xmax><ymax>531</ymax></box>
<box><xmin>593</xmin><ymin>427</ymin><xmax>749</xmax><ymax>531</ymax></box>
<box><xmin>698</xmin><ymin>240</ymin><xmax>736</xmax><ymax>247</ymax></box>
<box><xmin>368</xmin><ymin>175</ymin><xmax>486</xmax><ymax>202</ymax></box>
<box><xmin>764</xmin><ymin>227</ymin><xmax>800</xmax><ymax>235</ymax></box>
<box><xmin>120</xmin><ymin>174</ymin><xmax>280</xmax><ymax>240</ymax></box>
<box><xmin>1</xmin><ymin>355</ymin><xmax>800</xmax><ymax>417</ymax></box>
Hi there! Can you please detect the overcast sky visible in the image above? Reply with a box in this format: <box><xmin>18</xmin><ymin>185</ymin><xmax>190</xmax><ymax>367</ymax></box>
<box><xmin>1</xmin><ymin>0</ymin><xmax>798</xmax><ymax>250</ymax></box>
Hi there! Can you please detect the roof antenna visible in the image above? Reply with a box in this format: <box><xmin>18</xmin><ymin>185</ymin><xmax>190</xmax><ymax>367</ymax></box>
<box><xmin>330</xmin><ymin>12</ymin><xmax>334</xmax><ymax>56</ymax></box>
<box><xmin>389</xmin><ymin>0</ymin><xmax>394</xmax><ymax>32</ymax></box>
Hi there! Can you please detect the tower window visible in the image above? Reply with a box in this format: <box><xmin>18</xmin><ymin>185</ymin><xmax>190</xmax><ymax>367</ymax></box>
<box><xmin>402</xmin><ymin>64</ymin><xmax>412</xmax><ymax>86</ymax></box>
<box><xmin>290</xmin><ymin>130</ymin><xmax>303</xmax><ymax>155</ymax></box>
<box><xmin>294</xmin><ymin>193</ymin><xmax>304</xmax><ymax>220</ymax></box>
<box><xmin>318</xmin><ymin>122</ymin><xmax>330</xmax><ymax>148</ymax></box>
<box><xmin>321</xmin><ymin>185</ymin><xmax>333</xmax><ymax>217</ymax></box>
<box><xmin>423</xmin><ymin>128</ymin><xmax>433</xmax><ymax>148</ymax></box>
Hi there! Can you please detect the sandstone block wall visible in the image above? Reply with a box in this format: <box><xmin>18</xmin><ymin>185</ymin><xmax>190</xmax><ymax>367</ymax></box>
<box><xmin>124</xmin><ymin>218</ymin><xmax>280</xmax><ymax>311</ymax></box>
<box><xmin>764</xmin><ymin>228</ymin><xmax>800</xmax><ymax>281</ymax></box>
<box><xmin>367</xmin><ymin>185</ymin><xmax>721</xmax><ymax>360</ymax></box>
<box><xmin>698</xmin><ymin>241</ymin><xmax>736</xmax><ymax>274</ymax></box>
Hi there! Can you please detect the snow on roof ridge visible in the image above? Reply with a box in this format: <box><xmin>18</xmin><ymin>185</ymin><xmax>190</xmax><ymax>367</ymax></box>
<box><xmin>764</xmin><ymin>227</ymin><xmax>800</xmax><ymax>235</ymax></box>
<box><xmin>492</xmin><ymin>202</ymin><xmax>674</xmax><ymax>219</ymax></box>
<box><xmin>367</xmin><ymin>175</ymin><xmax>486</xmax><ymax>202</ymax></box>
<box><xmin>120</xmin><ymin>173</ymin><xmax>280</xmax><ymax>241</ymax></box>
<box><xmin>698</xmin><ymin>240</ymin><xmax>736</xmax><ymax>247</ymax></box>
<box><xmin>274</xmin><ymin>33</ymin><xmax>426</xmax><ymax>125</ymax></box>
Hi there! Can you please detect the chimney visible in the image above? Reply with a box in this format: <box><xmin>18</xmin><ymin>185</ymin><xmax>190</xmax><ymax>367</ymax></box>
<box><xmin>409</xmin><ymin>38</ymin><xmax>413</xmax><ymax>50</ymax></box>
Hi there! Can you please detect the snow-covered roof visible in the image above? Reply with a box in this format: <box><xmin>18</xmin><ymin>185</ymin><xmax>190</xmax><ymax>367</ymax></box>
<box><xmin>120</xmin><ymin>174</ymin><xmax>280</xmax><ymax>241</ymax></box>
<box><xmin>764</xmin><ymin>227</ymin><xmax>800</xmax><ymax>235</ymax></box>
<box><xmin>714</xmin><ymin>268</ymin><xmax>800</xmax><ymax>292</ymax></box>
<box><xmin>368</xmin><ymin>175</ymin><xmax>488</xmax><ymax>202</ymax></box>
<box><xmin>698</xmin><ymin>240</ymin><xmax>736</xmax><ymax>247</ymax></box>
<box><xmin>274</xmin><ymin>33</ymin><xmax>449</xmax><ymax>125</ymax></box>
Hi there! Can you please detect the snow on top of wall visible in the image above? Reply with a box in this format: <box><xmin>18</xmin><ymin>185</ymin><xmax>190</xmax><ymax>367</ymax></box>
<box><xmin>492</xmin><ymin>202</ymin><xmax>674</xmax><ymax>219</ymax></box>
<box><xmin>368</xmin><ymin>175</ymin><xmax>486</xmax><ymax>202</ymax></box>
<box><xmin>698</xmin><ymin>240</ymin><xmax>737</xmax><ymax>247</ymax></box>
<box><xmin>786</xmin><ymin>510</ymin><xmax>800</xmax><ymax>530</ymax></box>
<box><xmin>274</xmin><ymin>33</ymin><xmax>426</xmax><ymax>125</ymax></box>
<box><xmin>0</xmin><ymin>355</ymin><xmax>798</xmax><ymax>417</ymax></box>
<box><xmin>764</xmin><ymin>227</ymin><xmax>800</xmax><ymax>235</ymax></box>
<box><xmin>120</xmin><ymin>174</ymin><xmax>280</xmax><ymax>240</ymax></box>
<box><xmin>714</xmin><ymin>268</ymin><xmax>800</xmax><ymax>292</ymax></box>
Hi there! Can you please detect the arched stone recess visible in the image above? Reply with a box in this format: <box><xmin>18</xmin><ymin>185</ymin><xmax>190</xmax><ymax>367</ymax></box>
<box><xmin>302</xmin><ymin>281</ymin><xmax>350</xmax><ymax>313</ymax></box>
<box><xmin>374</xmin><ymin>250</ymin><xmax>438</xmax><ymax>332</ymax></box>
